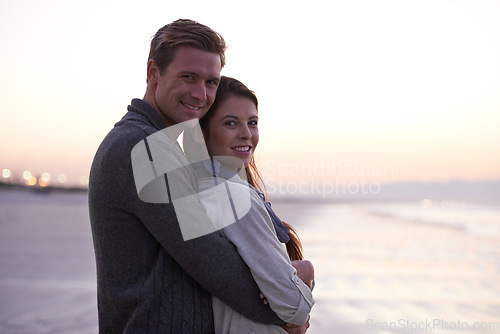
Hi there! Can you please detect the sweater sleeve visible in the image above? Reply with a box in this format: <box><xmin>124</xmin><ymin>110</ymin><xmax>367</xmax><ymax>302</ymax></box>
<box><xmin>128</xmin><ymin>128</ymin><xmax>284</xmax><ymax>325</ymax></box>
<box><xmin>199</xmin><ymin>178</ymin><xmax>315</xmax><ymax>325</ymax></box>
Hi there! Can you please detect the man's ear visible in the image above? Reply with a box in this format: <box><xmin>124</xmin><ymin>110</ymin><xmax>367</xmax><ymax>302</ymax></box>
<box><xmin>147</xmin><ymin>60</ymin><xmax>159</xmax><ymax>84</ymax></box>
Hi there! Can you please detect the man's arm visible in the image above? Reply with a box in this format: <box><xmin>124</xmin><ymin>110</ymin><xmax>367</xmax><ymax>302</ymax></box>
<box><xmin>282</xmin><ymin>315</ymin><xmax>311</xmax><ymax>334</ymax></box>
<box><xmin>136</xmin><ymin>201</ymin><xmax>283</xmax><ymax>324</ymax></box>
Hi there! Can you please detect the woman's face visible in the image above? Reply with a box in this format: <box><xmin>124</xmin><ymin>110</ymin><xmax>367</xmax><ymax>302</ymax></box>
<box><xmin>203</xmin><ymin>95</ymin><xmax>259</xmax><ymax>171</ymax></box>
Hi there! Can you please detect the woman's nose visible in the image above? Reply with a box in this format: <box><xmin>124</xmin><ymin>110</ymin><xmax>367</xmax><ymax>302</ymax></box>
<box><xmin>240</xmin><ymin>124</ymin><xmax>252</xmax><ymax>139</ymax></box>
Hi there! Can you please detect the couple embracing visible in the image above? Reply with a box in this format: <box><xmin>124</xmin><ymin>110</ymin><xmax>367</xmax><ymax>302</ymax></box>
<box><xmin>89</xmin><ymin>19</ymin><xmax>315</xmax><ymax>334</ymax></box>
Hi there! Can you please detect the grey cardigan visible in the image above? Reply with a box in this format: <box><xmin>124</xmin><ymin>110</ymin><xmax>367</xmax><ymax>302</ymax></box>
<box><xmin>89</xmin><ymin>99</ymin><xmax>282</xmax><ymax>333</ymax></box>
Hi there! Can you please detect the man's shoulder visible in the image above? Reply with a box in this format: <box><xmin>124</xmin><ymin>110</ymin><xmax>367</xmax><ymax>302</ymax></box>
<box><xmin>90</xmin><ymin>121</ymin><xmax>154</xmax><ymax>184</ymax></box>
<box><xmin>97</xmin><ymin>113</ymin><xmax>162</xmax><ymax>156</ymax></box>
<box><xmin>93</xmin><ymin>126</ymin><xmax>141</xmax><ymax>168</ymax></box>
<box><xmin>109</xmin><ymin>119</ymin><xmax>151</xmax><ymax>147</ymax></box>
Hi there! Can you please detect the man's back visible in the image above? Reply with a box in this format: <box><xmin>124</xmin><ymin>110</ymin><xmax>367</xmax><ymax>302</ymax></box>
<box><xmin>89</xmin><ymin>100</ymin><xmax>214</xmax><ymax>333</ymax></box>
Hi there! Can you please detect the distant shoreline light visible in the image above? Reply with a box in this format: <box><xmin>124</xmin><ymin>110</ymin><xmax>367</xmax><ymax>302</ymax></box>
<box><xmin>26</xmin><ymin>176</ymin><xmax>37</xmax><ymax>186</ymax></box>
<box><xmin>39</xmin><ymin>172</ymin><xmax>51</xmax><ymax>187</ymax></box>
<box><xmin>1</xmin><ymin>167</ymin><xmax>89</xmax><ymax>188</ymax></box>
<box><xmin>2</xmin><ymin>169</ymin><xmax>11</xmax><ymax>179</ymax></box>
<box><xmin>57</xmin><ymin>174</ymin><xmax>68</xmax><ymax>184</ymax></box>
<box><xmin>22</xmin><ymin>170</ymin><xmax>32</xmax><ymax>180</ymax></box>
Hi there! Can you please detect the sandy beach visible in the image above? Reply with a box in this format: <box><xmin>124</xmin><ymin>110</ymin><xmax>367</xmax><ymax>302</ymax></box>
<box><xmin>0</xmin><ymin>190</ymin><xmax>97</xmax><ymax>334</ymax></box>
<box><xmin>1</xmin><ymin>190</ymin><xmax>499</xmax><ymax>333</ymax></box>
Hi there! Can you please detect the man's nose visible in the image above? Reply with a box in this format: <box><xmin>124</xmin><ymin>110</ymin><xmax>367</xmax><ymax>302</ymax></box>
<box><xmin>190</xmin><ymin>82</ymin><xmax>207</xmax><ymax>102</ymax></box>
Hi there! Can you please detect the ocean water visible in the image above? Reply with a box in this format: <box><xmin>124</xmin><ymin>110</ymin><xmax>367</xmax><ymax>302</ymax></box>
<box><xmin>271</xmin><ymin>198</ymin><xmax>500</xmax><ymax>334</ymax></box>
<box><xmin>355</xmin><ymin>200</ymin><xmax>500</xmax><ymax>237</ymax></box>
<box><xmin>1</xmin><ymin>189</ymin><xmax>499</xmax><ymax>333</ymax></box>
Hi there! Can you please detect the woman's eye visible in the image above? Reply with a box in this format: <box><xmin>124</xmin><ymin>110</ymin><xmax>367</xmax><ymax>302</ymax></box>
<box><xmin>249</xmin><ymin>120</ymin><xmax>258</xmax><ymax>126</ymax></box>
<box><xmin>224</xmin><ymin>121</ymin><xmax>236</xmax><ymax>127</ymax></box>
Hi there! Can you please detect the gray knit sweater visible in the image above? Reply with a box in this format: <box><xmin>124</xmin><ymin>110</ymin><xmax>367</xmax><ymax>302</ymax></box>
<box><xmin>89</xmin><ymin>99</ymin><xmax>282</xmax><ymax>333</ymax></box>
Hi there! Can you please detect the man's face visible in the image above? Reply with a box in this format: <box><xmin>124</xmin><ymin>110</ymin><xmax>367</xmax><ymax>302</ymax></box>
<box><xmin>148</xmin><ymin>46</ymin><xmax>222</xmax><ymax>127</ymax></box>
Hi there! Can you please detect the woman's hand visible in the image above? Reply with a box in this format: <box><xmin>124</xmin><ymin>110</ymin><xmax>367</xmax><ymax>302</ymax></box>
<box><xmin>291</xmin><ymin>260</ymin><xmax>315</xmax><ymax>290</ymax></box>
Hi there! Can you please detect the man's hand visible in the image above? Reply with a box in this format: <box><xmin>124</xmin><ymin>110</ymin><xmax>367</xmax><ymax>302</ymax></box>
<box><xmin>259</xmin><ymin>292</ymin><xmax>268</xmax><ymax>305</ymax></box>
<box><xmin>282</xmin><ymin>315</ymin><xmax>310</xmax><ymax>333</ymax></box>
<box><xmin>291</xmin><ymin>260</ymin><xmax>315</xmax><ymax>290</ymax></box>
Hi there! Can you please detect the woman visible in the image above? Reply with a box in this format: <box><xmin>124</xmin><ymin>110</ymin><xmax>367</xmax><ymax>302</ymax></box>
<box><xmin>187</xmin><ymin>76</ymin><xmax>315</xmax><ymax>333</ymax></box>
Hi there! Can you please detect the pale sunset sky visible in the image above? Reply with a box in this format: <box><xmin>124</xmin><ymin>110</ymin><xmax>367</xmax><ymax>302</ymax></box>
<box><xmin>1</xmin><ymin>0</ymin><xmax>499</xmax><ymax>187</ymax></box>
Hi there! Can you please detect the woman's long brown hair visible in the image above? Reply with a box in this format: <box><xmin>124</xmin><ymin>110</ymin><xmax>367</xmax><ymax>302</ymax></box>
<box><xmin>245</xmin><ymin>156</ymin><xmax>304</xmax><ymax>261</ymax></box>
<box><xmin>200</xmin><ymin>76</ymin><xmax>304</xmax><ymax>261</ymax></box>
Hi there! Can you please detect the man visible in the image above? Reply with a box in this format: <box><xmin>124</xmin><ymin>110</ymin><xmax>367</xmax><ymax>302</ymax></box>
<box><xmin>88</xmin><ymin>19</ymin><xmax>285</xmax><ymax>333</ymax></box>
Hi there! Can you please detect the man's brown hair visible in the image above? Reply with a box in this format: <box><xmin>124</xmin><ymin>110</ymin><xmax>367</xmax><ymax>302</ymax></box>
<box><xmin>148</xmin><ymin>19</ymin><xmax>226</xmax><ymax>75</ymax></box>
